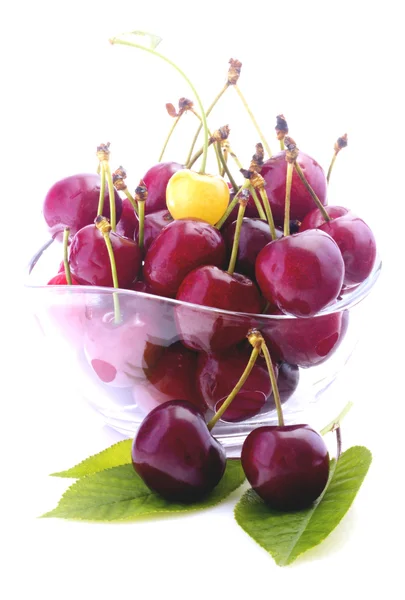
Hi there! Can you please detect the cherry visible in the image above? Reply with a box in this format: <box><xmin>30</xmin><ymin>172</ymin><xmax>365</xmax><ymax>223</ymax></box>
<box><xmin>133</xmin><ymin>209</ymin><xmax>173</xmax><ymax>253</ymax></box>
<box><xmin>132</xmin><ymin>400</ymin><xmax>226</xmax><ymax>502</ymax></box>
<box><xmin>319</xmin><ymin>213</ymin><xmax>377</xmax><ymax>287</ymax></box>
<box><xmin>175</xmin><ymin>265</ymin><xmax>262</xmax><ymax>353</ymax></box>
<box><xmin>47</xmin><ymin>273</ymin><xmax>80</xmax><ymax>285</ymax></box>
<box><xmin>143</xmin><ymin>219</ymin><xmax>226</xmax><ymax>298</ymax></box>
<box><xmin>223</xmin><ymin>217</ymin><xmax>281</xmax><ymax>280</ymax></box>
<box><xmin>115</xmin><ymin>197</ymin><xmax>138</xmax><ymax>239</ymax></box>
<box><xmin>261</xmin><ymin>310</ymin><xmax>349</xmax><ymax>368</ymax></box>
<box><xmin>142</xmin><ymin>161</ymin><xmax>184</xmax><ymax>214</ymax></box>
<box><xmin>241</xmin><ymin>424</ymin><xmax>330</xmax><ymax>510</ymax></box>
<box><xmin>276</xmin><ymin>361</ymin><xmax>300</xmax><ymax>403</ymax></box>
<box><xmin>132</xmin><ymin>342</ymin><xmax>204</xmax><ymax>414</ymax></box>
<box><xmin>196</xmin><ymin>347</ymin><xmax>274</xmax><ymax>422</ymax></box>
<box><xmin>299</xmin><ymin>205</ymin><xmax>349</xmax><ymax>231</ymax></box>
<box><xmin>260</xmin><ymin>151</ymin><xmax>328</xmax><ymax>227</ymax></box>
<box><xmin>43</xmin><ymin>173</ymin><xmax>122</xmax><ymax>240</ymax></box>
<box><xmin>255</xmin><ymin>230</ymin><xmax>345</xmax><ymax>317</ymax></box>
<box><xmin>69</xmin><ymin>223</ymin><xmax>141</xmax><ymax>288</ymax></box>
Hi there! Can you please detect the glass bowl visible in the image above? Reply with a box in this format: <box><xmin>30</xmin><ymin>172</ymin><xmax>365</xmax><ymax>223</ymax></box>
<box><xmin>25</xmin><ymin>238</ymin><xmax>382</xmax><ymax>456</ymax></box>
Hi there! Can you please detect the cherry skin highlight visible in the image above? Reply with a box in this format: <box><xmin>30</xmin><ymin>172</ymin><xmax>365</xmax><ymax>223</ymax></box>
<box><xmin>132</xmin><ymin>400</ymin><xmax>226</xmax><ymax>502</ymax></box>
<box><xmin>241</xmin><ymin>424</ymin><xmax>330</xmax><ymax>511</ymax></box>
<box><xmin>43</xmin><ymin>173</ymin><xmax>122</xmax><ymax>240</ymax></box>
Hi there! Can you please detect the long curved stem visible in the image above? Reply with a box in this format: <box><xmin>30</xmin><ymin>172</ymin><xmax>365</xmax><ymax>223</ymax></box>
<box><xmin>216</xmin><ymin>142</ymin><xmax>238</xmax><ymax>193</ymax></box>
<box><xmin>327</xmin><ymin>153</ymin><xmax>337</xmax><ymax>184</ymax></box>
<box><xmin>158</xmin><ymin>114</ymin><xmax>182</xmax><ymax>162</ymax></box>
<box><xmin>227</xmin><ymin>200</ymin><xmax>246</xmax><ymax>275</ymax></box>
<box><xmin>97</xmin><ymin>162</ymin><xmax>106</xmax><ymax>216</ymax></box>
<box><xmin>259</xmin><ymin>188</ymin><xmax>277</xmax><ymax>240</ymax></box>
<box><xmin>261</xmin><ymin>341</ymin><xmax>284</xmax><ymax>427</ymax></box>
<box><xmin>294</xmin><ymin>162</ymin><xmax>330</xmax><ymax>221</ymax></box>
<box><xmin>110</xmin><ymin>35</ymin><xmax>209</xmax><ymax>174</ymax></box>
<box><xmin>234</xmin><ymin>85</ymin><xmax>272</xmax><ymax>157</ymax></box>
<box><xmin>104</xmin><ymin>162</ymin><xmax>117</xmax><ymax>231</ymax></box>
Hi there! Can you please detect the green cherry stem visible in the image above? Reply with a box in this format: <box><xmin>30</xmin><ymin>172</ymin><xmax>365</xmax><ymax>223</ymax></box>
<box><xmin>62</xmin><ymin>227</ymin><xmax>72</xmax><ymax>285</ymax></box>
<box><xmin>97</xmin><ymin>161</ymin><xmax>106</xmax><ymax>216</ymax></box>
<box><xmin>216</xmin><ymin>142</ymin><xmax>238</xmax><ymax>193</ymax></box>
<box><xmin>284</xmin><ymin>162</ymin><xmax>294</xmax><ymax>237</ymax></box>
<box><xmin>227</xmin><ymin>193</ymin><xmax>248</xmax><ymax>275</ymax></box>
<box><xmin>320</xmin><ymin>401</ymin><xmax>353</xmax><ymax>436</ymax></box>
<box><xmin>234</xmin><ymin>84</ymin><xmax>272</xmax><ymax>157</ymax></box>
<box><xmin>112</xmin><ymin>167</ymin><xmax>139</xmax><ymax>217</ymax></box>
<box><xmin>95</xmin><ymin>216</ymin><xmax>121</xmax><ymax>324</ymax></box>
<box><xmin>259</xmin><ymin>336</ymin><xmax>284</xmax><ymax>427</ymax></box>
<box><xmin>110</xmin><ymin>34</ymin><xmax>209</xmax><ymax>174</ymax></box>
<box><xmin>207</xmin><ymin>337</ymin><xmax>262</xmax><ymax>431</ymax></box>
<box><xmin>124</xmin><ymin>189</ymin><xmax>139</xmax><ymax>216</ymax></box>
<box><xmin>327</xmin><ymin>133</ymin><xmax>348</xmax><ymax>184</ymax></box>
<box><xmin>224</xmin><ymin>143</ymin><xmax>266</xmax><ymax>220</ymax></box>
<box><xmin>105</xmin><ymin>163</ymin><xmax>117</xmax><ymax>231</ymax></box>
<box><xmin>97</xmin><ymin>143</ymin><xmax>117</xmax><ymax>231</ymax></box>
<box><xmin>158</xmin><ymin>114</ymin><xmax>182</xmax><ymax>162</ymax></box>
<box><xmin>294</xmin><ymin>162</ymin><xmax>330</xmax><ymax>221</ymax></box>
<box><xmin>215</xmin><ymin>179</ymin><xmax>250</xmax><ymax>230</ymax></box>
<box><xmin>259</xmin><ymin>188</ymin><xmax>277</xmax><ymax>241</ymax></box>
<box><xmin>135</xmin><ymin>182</ymin><xmax>147</xmax><ymax>251</ymax></box>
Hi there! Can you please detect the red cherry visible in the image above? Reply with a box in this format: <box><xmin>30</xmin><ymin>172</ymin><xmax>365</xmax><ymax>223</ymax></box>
<box><xmin>175</xmin><ymin>265</ymin><xmax>262</xmax><ymax>353</ymax></box>
<box><xmin>319</xmin><ymin>213</ymin><xmax>377</xmax><ymax>287</ymax></box>
<box><xmin>133</xmin><ymin>209</ymin><xmax>173</xmax><ymax>253</ymax></box>
<box><xmin>260</xmin><ymin>151</ymin><xmax>328</xmax><ymax>226</ymax></box>
<box><xmin>255</xmin><ymin>230</ymin><xmax>345</xmax><ymax>317</ymax></box>
<box><xmin>69</xmin><ymin>224</ymin><xmax>141</xmax><ymax>288</ymax></box>
<box><xmin>47</xmin><ymin>273</ymin><xmax>80</xmax><ymax>285</ymax></box>
<box><xmin>43</xmin><ymin>173</ymin><xmax>122</xmax><ymax>240</ymax></box>
<box><xmin>196</xmin><ymin>347</ymin><xmax>274</xmax><ymax>422</ymax></box>
<box><xmin>116</xmin><ymin>197</ymin><xmax>138</xmax><ymax>239</ymax></box>
<box><xmin>132</xmin><ymin>400</ymin><xmax>226</xmax><ymax>501</ymax></box>
<box><xmin>299</xmin><ymin>205</ymin><xmax>349</xmax><ymax>231</ymax></box>
<box><xmin>143</xmin><ymin>219</ymin><xmax>226</xmax><ymax>298</ymax></box>
<box><xmin>132</xmin><ymin>343</ymin><xmax>204</xmax><ymax>414</ymax></box>
<box><xmin>142</xmin><ymin>162</ymin><xmax>184</xmax><ymax>214</ymax></box>
<box><xmin>241</xmin><ymin>424</ymin><xmax>330</xmax><ymax>510</ymax></box>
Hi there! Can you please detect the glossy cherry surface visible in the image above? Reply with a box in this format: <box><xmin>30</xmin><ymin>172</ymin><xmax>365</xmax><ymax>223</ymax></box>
<box><xmin>132</xmin><ymin>400</ymin><xmax>226</xmax><ymax>501</ymax></box>
<box><xmin>69</xmin><ymin>224</ymin><xmax>141</xmax><ymax>288</ymax></box>
<box><xmin>134</xmin><ymin>209</ymin><xmax>173</xmax><ymax>253</ymax></box>
<box><xmin>43</xmin><ymin>173</ymin><xmax>122</xmax><ymax>240</ymax></box>
<box><xmin>223</xmin><ymin>218</ymin><xmax>280</xmax><ymax>279</ymax></box>
<box><xmin>299</xmin><ymin>205</ymin><xmax>349</xmax><ymax>231</ymax></box>
<box><xmin>143</xmin><ymin>219</ymin><xmax>226</xmax><ymax>298</ymax></box>
<box><xmin>260</xmin><ymin>151</ymin><xmax>328</xmax><ymax>226</ymax></box>
<box><xmin>175</xmin><ymin>265</ymin><xmax>262</xmax><ymax>353</ymax></box>
<box><xmin>142</xmin><ymin>161</ymin><xmax>184</xmax><ymax>215</ymax></box>
<box><xmin>255</xmin><ymin>230</ymin><xmax>345</xmax><ymax>317</ymax></box>
<box><xmin>241</xmin><ymin>424</ymin><xmax>330</xmax><ymax>510</ymax></box>
<box><xmin>320</xmin><ymin>213</ymin><xmax>377</xmax><ymax>287</ymax></box>
<box><xmin>116</xmin><ymin>197</ymin><xmax>139</xmax><ymax>239</ymax></box>
<box><xmin>196</xmin><ymin>347</ymin><xmax>273</xmax><ymax>422</ymax></box>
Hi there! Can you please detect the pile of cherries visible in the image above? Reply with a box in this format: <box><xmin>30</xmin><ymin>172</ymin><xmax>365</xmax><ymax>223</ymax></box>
<box><xmin>41</xmin><ymin>43</ymin><xmax>377</xmax><ymax>510</ymax></box>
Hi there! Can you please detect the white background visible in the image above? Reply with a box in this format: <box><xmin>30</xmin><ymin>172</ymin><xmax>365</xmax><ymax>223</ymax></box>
<box><xmin>1</xmin><ymin>1</ymin><xmax>404</xmax><ymax>598</ymax></box>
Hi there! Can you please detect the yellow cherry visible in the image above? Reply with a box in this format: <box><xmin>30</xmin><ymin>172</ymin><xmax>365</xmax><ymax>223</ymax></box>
<box><xmin>166</xmin><ymin>169</ymin><xmax>230</xmax><ymax>226</ymax></box>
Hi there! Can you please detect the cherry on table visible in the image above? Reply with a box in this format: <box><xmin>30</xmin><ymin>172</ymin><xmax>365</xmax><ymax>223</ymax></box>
<box><xmin>132</xmin><ymin>400</ymin><xmax>226</xmax><ymax>502</ymax></box>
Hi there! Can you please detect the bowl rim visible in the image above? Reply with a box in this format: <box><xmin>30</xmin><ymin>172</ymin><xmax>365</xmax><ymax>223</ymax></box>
<box><xmin>24</xmin><ymin>238</ymin><xmax>383</xmax><ymax>321</ymax></box>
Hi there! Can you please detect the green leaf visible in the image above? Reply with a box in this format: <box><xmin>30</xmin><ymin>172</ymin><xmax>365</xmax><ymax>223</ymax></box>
<box><xmin>42</xmin><ymin>460</ymin><xmax>245</xmax><ymax>521</ymax></box>
<box><xmin>234</xmin><ymin>446</ymin><xmax>372</xmax><ymax>566</ymax></box>
<box><xmin>51</xmin><ymin>439</ymin><xmax>132</xmax><ymax>478</ymax></box>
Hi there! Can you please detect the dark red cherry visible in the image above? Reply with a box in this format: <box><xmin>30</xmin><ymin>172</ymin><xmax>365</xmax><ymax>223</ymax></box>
<box><xmin>299</xmin><ymin>205</ymin><xmax>349</xmax><ymax>231</ymax></box>
<box><xmin>133</xmin><ymin>209</ymin><xmax>174</xmax><ymax>253</ymax></box>
<box><xmin>43</xmin><ymin>173</ymin><xmax>122</xmax><ymax>240</ymax></box>
<box><xmin>175</xmin><ymin>265</ymin><xmax>262</xmax><ymax>353</ymax></box>
<box><xmin>319</xmin><ymin>213</ymin><xmax>377</xmax><ymax>287</ymax></box>
<box><xmin>196</xmin><ymin>347</ymin><xmax>274</xmax><ymax>422</ymax></box>
<box><xmin>47</xmin><ymin>273</ymin><xmax>80</xmax><ymax>285</ymax></box>
<box><xmin>116</xmin><ymin>197</ymin><xmax>138</xmax><ymax>239</ymax></box>
<box><xmin>69</xmin><ymin>224</ymin><xmax>141</xmax><ymax>288</ymax></box>
<box><xmin>261</xmin><ymin>310</ymin><xmax>349</xmax><ymax>368</ymax></box>
<box><xmin>241</xmin><ymin>424</ymin><xmax>330</xmax><ymax>511</ymax></box>
<box><xmin>132</xmin><ymin>343</ymin><xmax>204</xmax><ymax>414</ymax></box>
<box><xmin>223</xmin><ymin>218</ymin><xmax>281</xmax><ymax>279</ymax></box>
<box><xmin>132</xmin><ymin>400</ymin><xmax>226</xmax><ymax>501</ymax></box>
<box><xmin>143</xmin><ymin>219</ymin><xmax>226</xmax><ymax>298</ymax></box>
<box><xmin>260</xmin><ymin>151</ymin><xmax>328</xmax><ymax>227</ymax></box>
<box><xmin>255</xmin><ymin>230</ymin><xmax>345</xmax><ymax>317</ymax></box>
<box><xmin>142</xmin><ymin>162</ymin><xmax>184</xmax><ymax>214</ymax></box>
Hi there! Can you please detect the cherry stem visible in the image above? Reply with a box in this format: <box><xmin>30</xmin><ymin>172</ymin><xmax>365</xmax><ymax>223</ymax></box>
<box><xmin>62</xmin><ymin>228</ymin><xmax>72</xmax><ymax>285</ymax></box>
<box><xmin>234</xmin><ymin>85</ymin><xmax>272</xmax><ymax>157</ymax></box>
<box><xmin>326</xmin><ymin>153</ymin><xmax>337</xmax><ymax>184</ymax></box>
<box><xmin>104</xmin><ymin>163</ymin><xmax>117</xmax><ymax>231</ymax></box>
<box><xmin>124</xmin><ymin>189</ymin><xmax>139</xmax><ymax>216</ymax></box>
<box><xmin>284</xmin><ymin>162</ymin><xmax>294</xmax><ymax>236</ymax></box>
<box><xmin>185</xmin><ymin>83</ymin><xmax>228</xmax><ymax>167</ymax></box>
<box><xmin>221</xmin><ymin>146</ymin><xmax>228</xmax><ymax>177</ymax></box>
<box><xmin>280</xmin><ymin>139</ymin><xmax>285</xmax><ymax>151</ymax></box>
<box><xmin>192</xmin><ymin>109</ymin><xmax>222</xmax><ymax>174</ymax></box>
<box><xmin>227</xmin><ymin>197</ymin><xmax>247</xmax><ymax>275</ymax></box>
<box><xmin>215</xmin><ymin>179</ymin><xmax>250</xmax><ymax>229</ymax></box>
<box><xmin>207</xmin><ymin>340</ymin><xmax>262</xmax><ymax>431</ymax></box>
<box><xmin>260</xmin><ymin>339</ymin><xmax>284</xmax><ymax>427</ymax></box>
<box><xmin>259</xmin><ymin>188</ymin><xmax>277</xmax><ymax>241</ymax></box>
<box><xmin>110</xmin><ymin>35</ymin><xmax>209</xmax><ymax>174</ymax></box>
<box><xmin>158</xmin><ymin>114</ymin><xmax>182</xmax><ymax>162</ymax></box>
<box><xmin>320</xmin><ymin>401</ymin><xmax>353</xmax><ymax>436</ymax></box>
<box><xmin>138</xmin><ymin>201</ymin><xmax>145</xmax><ymax>249</ymax></box>
<box><xmin>225</xmin><ymin>144</ymin><xmax>266</xmax><ymax>220</ymax></box>
<box><xmin>335</xmin><ymin>426</ymin><xmax>342</xmax><ymax>460</ymax></box>
<box><xmin>97</xmin><ymin>162</ymin><xmax>106</xmax><ymax>216</ymax></box>
<box><xmin>216</xmin><ymin>142</ymin><xmax>238</xmax><ymax>193</ymax></box>
<box><xmin>96</xmin><ymin>217</ymin><xmax>121</xmax><ymax>323</ymax></box>
<box><xmin>294</xmin><ymin>162</ymin><xmax>330</xmax><ymax>221</ymax></box>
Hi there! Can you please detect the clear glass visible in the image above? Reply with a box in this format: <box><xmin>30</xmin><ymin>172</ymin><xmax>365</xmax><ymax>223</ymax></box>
<box><xmin>25</xmin><ymin>239</ymin><xmax>382</xmax><ymax>456</ymax></box>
